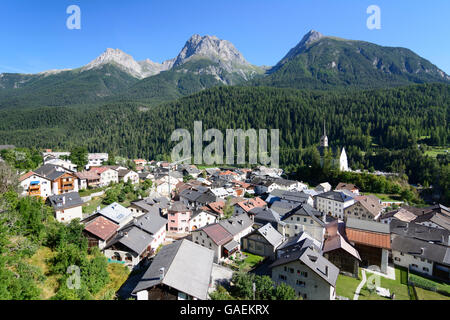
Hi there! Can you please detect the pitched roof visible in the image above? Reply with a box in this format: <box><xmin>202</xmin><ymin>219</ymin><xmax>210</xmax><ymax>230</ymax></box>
<box><xmin>118</xmin><ymin>169</ymin><xmax>133</xmax><ymax>178</ymax></box>
<box><xmin>345</xmin><ymin>229</ymin><xmax>391</xmax><ymax>249</ymax></box>
<box><xmin>132</xmin><ymin>239</ymin><xmax>214</xmax><ymax>300</ymax></box>
<box><xmin>317</xmin><ymin>190</ymin><xmax>354</xmax><ymax>202</ymax></box>
<box><xmin>84</xmin><ymin>216</ymin><xmax>119</xmax><ymax>241</ymax></box>
<box><xmin>168</xmin><ymin>201</ymin><xmax>190</xmax><ymax>212</ymax></box>
<box><xmin>346</xmin><ymin>217</ymin><xmax>390</xmax><ymax>234</ymax></box>
<box><xmin>98</xmin><ymin>202</ymin><xmax>133</xmax><ymax>225</ymax></box>
<box><xmin>19</xmin><ymin>171</ymin><xmax>35</xmax><ymax>182</ymax></box>
<box><xmin>89</xmin><ymin>167</ymin><xmax>111</xmax><ymax>174</ymax></box>
<box><xmin>201</xmin><ymin>223</ymin><xmax>233</xmax><ymax>246</ymax></box>
<box><xmin>253</xmin><ymin>223</ymin><xmax>284</xmax><ymax>247</ymax></box>
<box><xmin>107</xmin><ymin>226</ymin><xmax>154</xmax><ymax>255</ymax></box>
<box><xmin>322</xmin><ymin>233</ymin><xmax>361</xmax><ymax>261</ymax></box>
<box><xmin>48</xmin><ymin>192</ymin><xmax>84</xmax><ymax>210</ymax></box>
<box><xmin>414</xmin><ymin>211</ymin><xmax>450</xmax><ymax>230</ymax></box>
<box><xmin>129</xmin><ymin>212</ymin><xmax>167</xmax><ymax>235</ymax></box>
<box><xmin>270</xmin><ymin>201</ymin><xmax>299</xmax><ymax>216</ymax></box>
<box><xmin>206</xmin><ymin>201</ymin><xmax>226</xmax><ymax>215</ymax></box>
<box><xmin>391</xmin><ymin>235</ymin><xmax>450</xmax><ymax>266</ymax></box>
<box><xmin>352</xmin><ymin>195</ymin><xmax>383</xmax><ymax>217</ymax></box>
<box><xmin>250</xmin><ymin>207</ymin><xmax>281</xmax><ymax>224</ymax></box>
<box><xmin>270</xmin><ymin>246</ymin><xmax>339</xmax><ymax>287</ymax></box>
<box><xmin>282</xmin><ymin>203</ymin><xmax>325</xmax><ymax>227</ymax></box>
<box><xmin>336</xmin><ymin>183</ymin><xmax>359</xmax><ymax>192</ymax></box>
<box><xmin>390</xmin><ymin>219</ymin><xmax>450</xmax><ymax>245</ymax></box>
<box><xmin>236</xmin><ymin>197</ymin><xmax>266</xmax><ymax>213</ymax></box>
<box><xmin>75</xmin><ymin>171</ymin><xmax>100</xmax><ymax>180</ymax></box>
<box><xmin>219</xmin><ymin>214</ymin><xmax>254</xmax><ymax>236</ymax></box>
<box><xmin>34</xmin><ymin>164</ymin><xmax>68</xmax><ymax>181</ymax></box>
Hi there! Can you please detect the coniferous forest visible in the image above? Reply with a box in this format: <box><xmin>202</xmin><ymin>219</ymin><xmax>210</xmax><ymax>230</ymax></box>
<box><xmin>0</xmin><ymin>83</ymin><xmax>449</xmax><ymax>204</ymax></box>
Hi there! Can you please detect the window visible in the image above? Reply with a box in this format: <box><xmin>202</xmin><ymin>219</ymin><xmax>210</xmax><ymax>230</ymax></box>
<box><xmin>300</xmin><ymin>271</ymin><xmax>308</xmax><ymax>277</ymax></box>
<box><xmin>284</xmin><ymin>266</ymin><xmax>287</xmax><ymax>272</ymax></box>
<box><xmin>412</xmin><ymin>264</ymin><xmax>418</xmax><ymax>268</ymax></box>
<box><xmin>423</xmin><ymin>267</ymin><xmax>429</xmax><ymax>272</ymax></box>
<box><xmin>394</xmin><ymin>257</ymin><xmax>401</xmax><ymax>262</ymax></box>
<box><xmin>400</xmin><ymin>252</ymin><xmax>404</xmax><ymax>256</ymax></box>
<box><xmin>289</xmin><ymin>268</ymin><xmax>294</xmax><ymax>273</ymax></box>
<box><xmin>296</xmin><ymin>280</ymin><xmax>305</xmax><ymax>287</ymax></box>
<box><xmin>279</xmin><ymin>274</ymin><xmax>287</xmax><ymax>281</ymax></box>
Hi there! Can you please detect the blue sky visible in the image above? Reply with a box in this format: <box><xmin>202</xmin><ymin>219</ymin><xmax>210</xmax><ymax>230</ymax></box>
<box><xmin>0</xmin><ymin>0</ymin><xmax>449</xmax><ymax>74</ymax></box>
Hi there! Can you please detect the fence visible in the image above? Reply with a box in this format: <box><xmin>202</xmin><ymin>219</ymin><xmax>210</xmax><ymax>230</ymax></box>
<box><xmin>80</xmin><ymin>190</ymin><xmax>105</xmax><ymax>202</ymax></box>
<box><xmin>408</xmin><ymin>268</ymin><xmax>450</xmax><ymax>297</ymax></box>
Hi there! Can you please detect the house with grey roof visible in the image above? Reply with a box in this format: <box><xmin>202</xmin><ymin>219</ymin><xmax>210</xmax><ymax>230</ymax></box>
<box><xmin>390</xmin><ymin>219</ymin><xmax>450</xmax><ymax>246</ymax></box>
<box><xmin>391</xmin><ymin>234</ymin><xmax>450</xmax><ymax>280</ymax></box>
<box><xmin>48</xmin><ymin>191</ymin><xmax>84</xmax><ymax>223</ymax></box>
<box><xmin>241</xmin><ymin>223</ymin><xmax>284</xmax><ymax>259</ymax></box>
<box><xmin>278</xmin><ymin>203</ymin><xmax>326</xmax><ymax>243</ymax></box>
<box><xmin>316</xmin><ymin>190</ymin><xmax>355</xmax><ymax>220</ymax></box>
<box><xmin>270</xmin><ymin>238</ymin><xmax>339</xmax><ymax>300</ymax></box>
<box><xmin>96</xmin><ymin>202</ymin><xmax>134</xmax><ymax>227</ymax></box>
<box><xmin>103</xmin><ymin>226</ymin><xmax>155</xmax><ymax>269</ymax></box>
<box><xmin>125</xmin><ymin>212</ymin><xmax>168</xmax><ymax>251</ymax></box>
<box><xmin>132</xmin><ymin>239</ymin><xmax>214</xmax><ymax>300</ymax></box>
<box><xmin>265</xmin><ymin>189</ymin><xmax>313</xmax><ymax>207</ymax></box>
<box><xmin>192</xmin><ymin>214</ymin><xmax>254</xmax><ymax>262</ymax></box>
<box><xmin>249</xmin><ymin>207</ymin><xmax>281</xmax><ymax>229</ymax></box>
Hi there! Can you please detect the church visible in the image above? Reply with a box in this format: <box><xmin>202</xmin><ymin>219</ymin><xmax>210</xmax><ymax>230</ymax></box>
<box><xmin>318</xmin><ymin>122</ymin><xmax>349</xmax><ymax>172</ymax></box>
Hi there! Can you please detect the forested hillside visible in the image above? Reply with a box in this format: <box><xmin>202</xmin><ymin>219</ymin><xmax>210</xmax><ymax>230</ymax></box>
<box><xmin>0</xmin><ymin>83</ymin><xmax>448</xmax><ymax>190</ymax></box>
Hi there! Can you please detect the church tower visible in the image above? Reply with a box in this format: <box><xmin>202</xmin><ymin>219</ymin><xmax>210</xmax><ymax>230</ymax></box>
<box><xmin>320</xmin><ymin>120</ymin><xmax>328</xmax><ymax>148</ymax></box>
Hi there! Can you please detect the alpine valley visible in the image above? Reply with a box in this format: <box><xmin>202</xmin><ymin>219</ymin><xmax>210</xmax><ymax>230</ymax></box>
<box><xmin>0</xmin><ymin>30</ymin><xmax>449</xmax><ymax>205</ymax></box>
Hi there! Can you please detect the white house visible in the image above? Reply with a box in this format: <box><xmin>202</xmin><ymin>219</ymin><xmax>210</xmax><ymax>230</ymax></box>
<box><xmin>89</xmin><ymin>167</ymin><xmax>119</xmax><ymax>187</ymax></box>
<box><xmin>118</xmin><ymin>170</ymin><xmax>140</xmax><ymax>185</ymax></box>
<box><xmin>270</xmin><ymin>240</ymin><xmax>339</xmax><ymax>300</ymax></box>
<box><xmin>189</xmin><ymin>209</ymin><xmax>219</xmax><ymax>231</ymax></box>
<box><xmin>316</xmin><ymin>191</ymin><xmax>355</xmax><ymax>220</ymax></box>
<box><xmin>19</xmin><ymin>172</ymin><xmax>53</xmax><ymax>198</ymax></box>
<box><xmin>48</xmin><ymin>192</ymin><xmax>84</xmax><ymax>223</ymax></box>
<box><xmin>87</xmin><ymin>153</ymin><xmax>109</xmax><ymax>169</ymax></box>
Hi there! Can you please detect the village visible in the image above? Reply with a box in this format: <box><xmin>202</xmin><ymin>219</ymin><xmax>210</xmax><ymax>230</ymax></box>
<box><xmin>15</xmin><ymin>144</ymin><xmax>450</xmax><ymax>301</ymax></box>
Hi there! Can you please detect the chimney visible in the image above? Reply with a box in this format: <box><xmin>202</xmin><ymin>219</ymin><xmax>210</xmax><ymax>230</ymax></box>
<box><xmin>159</xmin><ymin>267</ymin><xmax>165</xmax><ymax>280</ymax></box>
<box><xmin>62</xmin><ymin>196</ymin><xmax>66</xmax><ymax>205</ymax></box>
<box><xmin>325</xmin><ymin>266</ymin><xmax>329</xmax><ymax>277</ymax></box>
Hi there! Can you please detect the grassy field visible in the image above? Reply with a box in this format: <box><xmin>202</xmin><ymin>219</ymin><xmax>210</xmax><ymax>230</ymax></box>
<box><xmin>231</xmin><ymin>251</ymin><xmax>265</xmax><ymax>273</ymax></box>
<box><xmin>359</xmin><ymin>268</ymin><xmax>410</xmax><ymax>300</ymax></box>
<box><xmin>415</xmin><ymin>287</ymin><xmax>450</xmax><ymax>300</ymax></box>
<box><xmin>362</xmin><ymin>193</ymin><xmax>402</xmax><ymax>202</ymax></box>
<box><xmin>95</xmin><ymin>264</ymin><xmax>130</xmax><ymax>300</ymax></box>
<box><xmin>424</xmin><ymin>147</ymin><xmax>449</xmax><ymax>158</ymax></box>
<box><xmin>82</xmin><ymin>196</ymin><xmax>107</xmax><ymax>215</ymax></box>
<box><xmin>27</xmin><ymin>247</ymin><xmax>60</xmax><ymax>300</ymax></box>
<box><xmin>335</xmin><ymin>270</ymin><xmax>362</xmax><ymax>299</ymax></box>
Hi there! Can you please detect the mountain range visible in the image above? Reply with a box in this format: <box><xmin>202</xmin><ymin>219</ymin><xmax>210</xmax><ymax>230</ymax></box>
<box><xmin>0</xmin><ymin>30</ymin><xmax>448</xmax><ymax>108</ymax></box>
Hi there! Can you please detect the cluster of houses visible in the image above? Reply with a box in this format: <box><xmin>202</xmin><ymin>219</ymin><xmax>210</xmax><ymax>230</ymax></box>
<box><xmin>15</xmin><ymin>149</ymin><xmax>450</xmax><ymax>300</ymax></box>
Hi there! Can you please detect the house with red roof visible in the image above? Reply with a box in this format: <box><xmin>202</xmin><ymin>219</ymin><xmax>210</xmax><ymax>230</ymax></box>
<box><xmin>89</xmin><ymin>167</ymin><xmax>119</xmax><ymax>186</ymax></box>
<box><xmin>83</xmin><ymin>216</ymin><xmax>120</xmax><ymax>250</ymax></box>
<box><xmin>233</xmin><ymin>197</ymin><xmax>267</xmax><ymax>215</ymax></box>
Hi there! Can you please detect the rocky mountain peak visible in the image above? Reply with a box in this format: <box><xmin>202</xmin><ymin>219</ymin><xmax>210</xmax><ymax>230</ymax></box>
<box><xmin>171</xmin><ymin>34</ymin><xmax>250</xmax><ymax>68</ymax></box>
<box><xmin>83</xmin><ymin>48</ymin><xmax>168</xmax><ymax>78</ymax></box>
